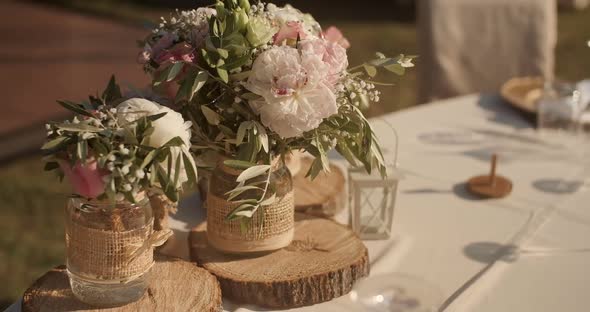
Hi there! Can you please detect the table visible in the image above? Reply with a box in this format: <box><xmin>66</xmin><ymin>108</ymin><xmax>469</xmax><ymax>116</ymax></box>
<box><xmin>7</xmin><ymin>94</ymin><xmax>590</xmax><ymax>311</ymax></box>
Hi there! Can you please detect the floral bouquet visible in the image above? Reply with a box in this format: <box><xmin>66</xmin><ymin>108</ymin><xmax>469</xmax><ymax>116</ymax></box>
<box><xmin>41</xmin><ymin>77</ymin><xmax>198</xmax><ymax>306</ymax></box>
<box><xmin>138</xmin><ymin>0</ymin><xmax>414</xmax><ymax>252</ymax></box>
<box><xmin>42</xmin><ymin>76</ymin><xmax>196</xmax><ymax>204</ymax></box>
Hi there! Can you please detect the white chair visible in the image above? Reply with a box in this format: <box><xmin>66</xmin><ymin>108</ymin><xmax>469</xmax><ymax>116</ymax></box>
<box><xmin>417</xmin><ymin>0</ymin><xmax>557</xmax><ymax>104</ymax></box>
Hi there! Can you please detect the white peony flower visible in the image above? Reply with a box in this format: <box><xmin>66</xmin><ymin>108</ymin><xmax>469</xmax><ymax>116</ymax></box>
<box><xmin>116</xmin><ymin>98</ymin><xmax>196</xmax><ymax>189</ymax></box>
<box><xmin>245</xmin><ymin>46</ymin><xmax>338</xmax><ymax>138</ymax></box>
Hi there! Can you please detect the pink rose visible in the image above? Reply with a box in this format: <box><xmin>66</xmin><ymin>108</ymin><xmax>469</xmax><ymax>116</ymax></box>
<box><xmin>154</xmin><ymin>43</ymin><xmax>195</xmax><ymax>66</ymax></box>
<box><xmin>273</xmin><ymin>21</ymin><xmax>306</xmax><ymax>45</ymax></box>
<box><xmin>299</xmin><ymin>38</ymin><xmax>349</xmax><ymax>85</ymax></box>
<box><xmin>59</xmin><ymin>158</ymin><xmax>107</xmax><ymax>199</ymax></box>
<box><xmin>323</xmin><ymin>26</ymin><xmax>350</xmax><ymax>49</ymax></box>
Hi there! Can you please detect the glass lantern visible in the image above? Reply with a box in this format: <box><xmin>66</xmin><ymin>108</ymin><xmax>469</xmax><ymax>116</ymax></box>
<box><xmin>348</xmin><ymin>165</ymin><xmax>402</xmax><ymax>240</ymax></box>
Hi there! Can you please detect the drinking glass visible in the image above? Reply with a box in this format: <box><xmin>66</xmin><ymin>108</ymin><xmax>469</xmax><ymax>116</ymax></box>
<box><xmin>537</xmin><ymin>81</ymin><xmax>581</xmax><ymax>135</ymax></box>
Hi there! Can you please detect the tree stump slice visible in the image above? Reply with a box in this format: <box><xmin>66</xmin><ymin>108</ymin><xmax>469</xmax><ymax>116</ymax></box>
<box><xmin>293</xmin><ymin>157</ymin><xmax>346</xmax><ymax>218</ymax></box>
<box><xmin>189</xmin><ymin>214</ymin><xmax>369</xmax><ymax>309</ymax></box>
<box><xmin>22</xmin><ymin>255</ymin><xmax>222</xmax><ymax>312</ymax></box>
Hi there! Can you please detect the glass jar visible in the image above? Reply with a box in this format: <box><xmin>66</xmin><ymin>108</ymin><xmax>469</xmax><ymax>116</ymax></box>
<box><xmin>537</xmin><ymin>81</ymin><xmax>581</xmax><ymax>135</ymax></box>
<box><xmin>65</xmin><ymin>196</ymin><xmax>154</xmax><ymax>307</ymax></box>
<box><xmin>207</xmin><ymin>157</ymin><xmax>294</xmax><ymax>254</ymax></box>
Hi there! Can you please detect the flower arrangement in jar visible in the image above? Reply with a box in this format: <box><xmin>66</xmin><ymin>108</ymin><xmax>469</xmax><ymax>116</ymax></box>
<box><xmin>41</xmin><ymin>77</ymin><xmax>197</xmax><ymax>306</ymax></box>
<box><xmin>138</xmin><ymin>0</ymin><xmax>415</xmax><ymax>254</ymax></box>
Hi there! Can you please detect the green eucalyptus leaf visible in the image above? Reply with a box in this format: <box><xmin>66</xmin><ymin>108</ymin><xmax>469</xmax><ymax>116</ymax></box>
<box><xmin>162</xmin><ymin>136</ymin><xmax>186</xmax><ymax>148</ymax></box>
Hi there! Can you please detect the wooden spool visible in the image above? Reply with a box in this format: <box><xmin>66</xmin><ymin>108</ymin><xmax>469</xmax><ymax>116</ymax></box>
<box><xmin>189</xmin><ymin>214</ymin><xmax>369</xmax><ymax>309</ymax></box>
<box><xmin>22</xmin><ymin>255</ymin><xmax>222</xmax><ymax>312</ymax></box>
<box><xmin>293</xmin><ymin>157</ymin><xmax>346</xmax><ymax>218</ymax></box>
<box><xmin>467</xmin><ymin>154</ymin><xmax>513</xmax><ymax>198</ymax></box>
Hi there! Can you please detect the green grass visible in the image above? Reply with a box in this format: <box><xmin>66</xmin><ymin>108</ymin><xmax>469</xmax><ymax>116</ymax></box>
<box><xmin>1</xmin><ymin>2</ymin><xmax>589</xmax><ymax>308</ymax></box>
<box><xmin>0</xmin><ymin>157</ymin><xmax>69</xmax><ymax>307</ymax></box>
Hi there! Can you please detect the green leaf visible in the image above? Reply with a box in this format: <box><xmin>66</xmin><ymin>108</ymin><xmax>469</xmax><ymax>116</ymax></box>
<box><xmin>147</xmin><ymin>112</ymin><xmax>168</xmax><ymax>122</ymax></box>
<box><xmin>226</xmin><ymin>203</ymin><xmax>259</xmax><ymax>220</ymax></box>
<box><xmin>223</xmin><ymin>159</ymin><xmax>256</xmax><ymax>170</ymax></box>
<box><xmin>157</xmin><ymin>164</ymin><xmax>178</xmax><ymax>202</ymax></box>
<box><xmin>254</xmin><ymin>122</ymin><xmax>269</xmax><ymax>153</ymax></box>
<box><xmin>173</xmin><ymin>152</ymin><xmax>182</xmax><ymax>188</ymax></box>
<box><xmin>190</xmin><ymin>71</ymin><xmax>209</xmax><ymax>101</ymax></box>
<box><xmin>41</xmin><ymin>137</ymin><xmax>68</xmax><ymax>150</ymax></box>
<box><xmin>76</xmin><ymin>140</ymin><xmax>88</xmax><ymax>162</ymax></box>
<box><xmin>363</xmin><ymin>64</ymin><xmax>377</xmax><ymax>77</ymax></box>
<box><xmin>162</xmin><ymin>136</ymin><xmax>186</xmax><ymax>148</ymax></box>
<box><xmin>57</xmin><ymin>100</ymin><xmax>94</xmax><ymax>117</ymax></box>
<box><xmin>182</xmin><ymin>150</ymin><xmax>197</xmax><ymax>186</ymax></box>
<box><xmin>305</xmin><ymin>158</ymin><xmax>324</xmax><ymax>180</ymax></box>
<box><xmin>259</xmin><ymin>193</ymin><xmax>276</xmax><ymax>206</ymax></box>
<box><xmin>166</xmin><ymin>62</ymin><xmax>184</xmax><ymax>82</ymax></box>
<box><xmin>141</xmin><ymin>149</ymin><xmax>158</xmax><ymax>169</ymax></box>
<box><xmin>384</xmin><ymin>64</ymin><xmax>405</xmax><ymax>75</ymax></box>
<box><xmin>56</xmin><ymin>123</ymin><xmax>102</xmax><ymax>133</ymax></box>
<box><xmin>226</xmin><ymin>185</ymin><xmax>262</xmax><ymax>201</ymax></box>
<box><xmin>102</xmin><ymin>75</ymin><xmax>122</xmax><ymax>103</ymax></box>
<box><xmin>217</xmin><ymin>68</ymin><xmax>229</xmax><ymax>83</ymax></box>
<box><xmin>236</xmin><ymin>165</ymin><xmax>270</xmax><ymax>183</ymax></box>
<box><xmin>217</xmin><ymin>48</ymin><xmax>229</xmax><ymax>58</ymax></box>
<box><xmin>90</xmin><ymin>139</ymin><xmax>108</xmax><ymax>156</ymax></box>
<box><xmin>201</xmin><ymin>106</ymin><xmax>221</xmax><ymax>125</ymax></box>
<box><xmin>235</xmin><ymin>121</ymin><xmax>252</xmax><ymax>146</ymax></box>
<box><xmin>44</xmin><ymin>162</ymin><xmax>59</xmax><ymax>171</ymax></box>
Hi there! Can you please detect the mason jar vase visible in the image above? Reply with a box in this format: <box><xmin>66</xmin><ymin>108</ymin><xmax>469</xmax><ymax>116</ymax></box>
<box><xmin>206</xmin><ymin>157</ymin><xmax>295</xmax><ymax>254</ymax></box>
<box><xmin>65</xmin><ymin>196</ymin><xmax>154</xmax><ymax>307</ymax></box>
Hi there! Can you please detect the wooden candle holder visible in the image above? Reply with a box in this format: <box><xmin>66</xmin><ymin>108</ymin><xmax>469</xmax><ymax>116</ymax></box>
<box><xmin>467</xmin><ymin>154</ymin><xmax>513</xmax><ymax>198</ymax></box>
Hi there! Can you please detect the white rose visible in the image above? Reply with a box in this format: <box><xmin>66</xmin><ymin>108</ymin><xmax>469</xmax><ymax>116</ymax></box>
<box><xmin>116</xmin><ymin>98</ymin><xmax>196</xmax><ymax>189</ymax></box>
<box><xmin>245</xmin><ymin>46</ymin><xmax>338</xmax><ymax>138</ymax></box>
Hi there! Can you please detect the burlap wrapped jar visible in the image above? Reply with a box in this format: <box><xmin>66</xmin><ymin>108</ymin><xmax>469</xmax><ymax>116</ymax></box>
<box><xmin>65</xmin><ymin>195</ymin><xmax>170</xmax><ymax>307</ymax></box>
<box><xmin>207</xmin><ymin>157</ymin><xmax>294</xmax><ymax>254</ymax></box>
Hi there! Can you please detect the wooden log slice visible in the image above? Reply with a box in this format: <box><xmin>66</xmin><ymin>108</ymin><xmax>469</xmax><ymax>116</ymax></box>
<box><xmin>23</xmin><ymin>255</ymin><xmax>221</xmax><ymax>312</ymax></box>
<box><xmin>189</xmin><ymin>214</ymin><xmax>369</xmax><ymax>309</ymax></box>
<box><xmin>293</xmin><ymin>157</ymin><xmax>346</xmax><ymax>218</ymax></box>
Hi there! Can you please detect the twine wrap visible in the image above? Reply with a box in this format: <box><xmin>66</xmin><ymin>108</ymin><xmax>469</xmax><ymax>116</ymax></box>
<box><xmin>66</xmin><ymin>218</ymin><xmax>156</xmax><ymax>282</ymax></box>
<box><xmin>207</xmin><ymin>191</ymin><xmax>295</xmax><ymax>253</ymax></box>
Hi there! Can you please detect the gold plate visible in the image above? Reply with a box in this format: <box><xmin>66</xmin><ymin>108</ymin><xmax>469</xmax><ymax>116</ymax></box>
<box><xmin>500</xmin><ymin>76</ymin><xmax>544</xmax><ymax>114</ymax></box>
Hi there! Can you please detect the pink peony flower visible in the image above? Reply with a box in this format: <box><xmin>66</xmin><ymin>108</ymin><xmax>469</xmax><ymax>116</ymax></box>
<box><xmin>245</xmin><ymin>45</ymin><xmax>337</xmax><ymax>138</ymax></box>
<box><xmin>273</xmin><ymin>21</ymin><xmax>307</xmax><ymax>45</ymax></box>
<box><xmin>299</xmin><ymin>38</ymin><xmax>349</xmax><ymax>85</ymax></box>
<box><xmin>154</xmin><ymin>43</ymin><xmax>195</xmax><ymax>66</ymax></box>
<box><xmin>323</xmin><ymin>26</ymin><xmax>350</xmax><ymax>49</ymax></box>
<box><xmin>59</xmin><ymin>158</ymin><xmax>107</xmax><ymax>199</ymax></box>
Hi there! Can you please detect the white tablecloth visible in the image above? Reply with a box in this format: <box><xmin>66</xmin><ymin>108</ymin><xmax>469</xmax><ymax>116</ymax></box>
<box><xmin>7</xmin><ymin>94</ymin><xmax>590</xmax><ymax>312</ymax></box>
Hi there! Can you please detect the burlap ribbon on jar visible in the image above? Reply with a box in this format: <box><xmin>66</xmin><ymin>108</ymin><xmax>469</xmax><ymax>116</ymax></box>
<box><xmin>207</xmin><ymin>191</ymin><xmax>295</xmax><ymax>241</ymax></box>
<box><xmin>66</xmin><ymin>220</ymin><xmax>172</xmax><ymax>284</ymax></box>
